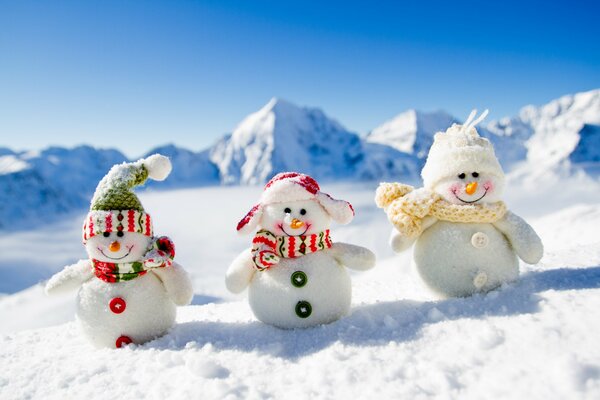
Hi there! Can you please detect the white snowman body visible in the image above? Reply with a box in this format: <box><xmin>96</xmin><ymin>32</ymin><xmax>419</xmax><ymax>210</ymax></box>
<box><xmin>47</xmin><ymin>230</ymin><xmax>193</xmax><ymax>348</ymax></box>
<box><xmin>414</xmin><ymin>221</ymin><xmax>518</xmax><ymax>297</ymax></box>
<box><xmin>248</xmin><ymin>249</ymin><xmax>351</xmax><ymax>329</ymax></box>
<box><xmin>227</xmin><ymin>173</ymin><xmax>375</xmax><ymax>329</ymax></box>
<box><xmin>76</xmin><ymin>266</ymin><xmax>176</xmax><ymax>347</ymax></box>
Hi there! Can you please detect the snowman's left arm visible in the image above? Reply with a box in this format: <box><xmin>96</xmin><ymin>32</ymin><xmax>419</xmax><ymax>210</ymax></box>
<box><xmin>329</xmin><ymin>243</ymin><xmax>376</xmax><ymax>271</ymax></box>
<box><xmin>152</xmin><ymin>262</ymin><xmax>194</xmax><ymax>306</ymax></box>
<box><xmin>493</xmin><ymin>211</ymin><xmax>544</xmax><ymax>264</ymax></box>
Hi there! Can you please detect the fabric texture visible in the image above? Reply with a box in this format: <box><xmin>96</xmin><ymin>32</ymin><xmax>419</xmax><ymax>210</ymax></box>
<box><xmin>237</xmin><ymin>172</ymin><xmax>354</xmax><ymax>234</ymax></box>
<box><xmin>92</xmin><ymin>236</ymin><xmax>175</xmax><ymax>283</ymax></box>
<box><xmin>375</xmin><ymin>182</ymin><xmax>507</xmax><ymax>238</ymax></box>
<box><xmin>421</xmin><ymin>122</ymin><xmax>504</xmax><ymax>190</ymax></box>
<box><xmin>83</xmin><ymin>210</ymin><xmax>152</xmax><ymax>241</ymax></box>
<box><xmin>251</xmin><ymin>229</ymin><xmax>333</xmax><ymax>271</ymax></box>
<box><xmin>82</xmin><ymin>154</ymin><xmax>172</xmax><ymax>242</ymax></box>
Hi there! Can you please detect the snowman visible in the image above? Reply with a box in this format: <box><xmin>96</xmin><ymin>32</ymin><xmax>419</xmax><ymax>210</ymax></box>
<box><xmin>375</xmin><ymin>110</ymin><xmax>543</xmax><ymax>297</ymax></box>
<box><xmin>45</xmin><ymin>154</ymin><xmax>194</xmax><ymax>348</ymax></box>
<box><xmin>226</xmin><ymin>172</ymin><xmax>376</xmax><ymax>329</ymax></box>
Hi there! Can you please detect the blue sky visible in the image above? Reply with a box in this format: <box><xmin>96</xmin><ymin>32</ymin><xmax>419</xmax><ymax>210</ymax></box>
<box><xmin>1</xmin><ymin>0</ymin><xmax>599</xmax><ymax>157</ymax></box>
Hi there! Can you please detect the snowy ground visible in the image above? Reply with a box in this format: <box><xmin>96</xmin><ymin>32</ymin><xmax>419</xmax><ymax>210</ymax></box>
<box><xmin>1</xmin><ymin>180</ymin><xmax>600</xmax><ymax>399</ymax></box>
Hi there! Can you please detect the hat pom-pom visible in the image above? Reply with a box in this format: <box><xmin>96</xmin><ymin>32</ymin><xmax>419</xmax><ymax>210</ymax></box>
<box><xmin>143</xmin><ymin>154</ymin><xmax>172</xmax><ymax>181</ymax></box>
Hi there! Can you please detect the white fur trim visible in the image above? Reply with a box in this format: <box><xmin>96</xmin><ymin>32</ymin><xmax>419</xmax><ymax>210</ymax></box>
<box><xmin>260</xmin><ymin>179</ymin><xmax>315</xmax><ymax>205</ymax></box>
<box><xmin>316</xmin><ymin>192</ymin><xmax>354</xmax><ymax>224</ymax></box>
<box><xmin>143</xmin><ymin>154</ymin><xmax>172</xmax><ymax>181</ymax></box>
<box><xmin>237</xmin><ymin>204</ymin><xmax>263</xmax><ymax>235</ymax></box>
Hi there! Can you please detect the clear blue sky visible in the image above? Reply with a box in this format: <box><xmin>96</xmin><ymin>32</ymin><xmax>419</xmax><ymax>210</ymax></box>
<box><xmin>1</xmin><ymin>0</ymin><xmax>599</xmax><ymax>157</ymax></box>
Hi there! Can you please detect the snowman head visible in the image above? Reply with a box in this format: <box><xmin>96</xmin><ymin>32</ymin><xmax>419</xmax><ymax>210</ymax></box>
<box><xmin>421</xmin><ymin>109</ymin><xmax>505</xmax><ymax>205</ymax></box>
<box><xmin>237</xmin><ymin>173</ymin><xmax>354</xmax><ymax>236</ymax></box>
<box><xmin>82</xmin><ymin>154</ymin><xmax>172</xmax><ymax>260</ymax></box>
<box><xmin>85</xmin><ymin>231</ymin><xmax>151</xmax><ymax>263</ymax></box>
<box><xmin>259</xmin><ymin>199</ymin><xmax>332</xmax><ymax>237</ymax></box>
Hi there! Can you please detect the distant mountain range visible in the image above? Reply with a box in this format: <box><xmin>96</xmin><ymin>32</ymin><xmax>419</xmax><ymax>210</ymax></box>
<box><xmin>1</xmin><ymin>89</ymin><xmax>599</xmax><ymax>228</ymax></box>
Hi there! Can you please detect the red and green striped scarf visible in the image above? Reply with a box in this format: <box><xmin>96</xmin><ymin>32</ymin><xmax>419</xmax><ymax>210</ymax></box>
<box><xmin>93</xmin><ymin>236</ymin><xmax>176</xmax><ymax>283</ymax></box>
<box><xmin>251</xmin><ymin>229</ymin><xmax>332</xmax><ymax>271</ymax></box>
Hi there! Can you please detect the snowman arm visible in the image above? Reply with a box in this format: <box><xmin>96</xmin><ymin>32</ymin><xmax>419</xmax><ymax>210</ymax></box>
<box><xmin>390</xmin><ymin>216</ymin><xmax>438</xmax><ymax>253</ymax></box>
<box><xmin>493</xmin><ymin>211</ymin><xmax>544</xmax><ymax>264</ymax></box>
<box><xmin>225</xmin><ymin>249</ymin><xmax>256</xmax><ymax>293</ymax></box>
<box><xmin>329</xmin><ymin>243</ymin><xmax>376</xmax><ymax>271</ymax></box>
<box><xmin>152</xmin><ymin>262</ymin><xmax>194</xmax><ymax>306</ymax></box>
<box><xmin>45</xmin><ymin>259</ymin><xmax>94</xmax><ymax>295</ymax></box>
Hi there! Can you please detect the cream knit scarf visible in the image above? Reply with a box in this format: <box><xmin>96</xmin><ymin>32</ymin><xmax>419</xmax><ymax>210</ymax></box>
<box><xmin>375</xmin><ymin>182</ymin><xmax>507</xmax><ymax>238</ymax></box>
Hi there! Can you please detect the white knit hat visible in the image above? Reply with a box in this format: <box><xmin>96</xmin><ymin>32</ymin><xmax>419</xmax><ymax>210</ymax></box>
<box><xmin>421</xmin><ymin>110</ymin><xmax>505</xmax><ymax>189</ymax></box>
<box><xmin>236</xmin><ymin>172</ymin><xmax>355</xmax><ymax>234</ymax></box>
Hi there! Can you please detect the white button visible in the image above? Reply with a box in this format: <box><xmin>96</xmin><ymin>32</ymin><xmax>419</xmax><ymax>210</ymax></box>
<box><xmin>473</xmin><ymin>271</ymin><xmax>488</xmax><ymax>289</ymax></box>
<box><xmin>471</xmin><ymin>232</ymin><xmax>489</xmax><ymax>248</ymax></box>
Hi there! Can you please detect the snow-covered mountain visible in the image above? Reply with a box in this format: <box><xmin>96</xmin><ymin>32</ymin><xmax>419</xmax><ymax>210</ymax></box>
<box><xmin>208</xmin><ymin>98</ymin><xmax>416</xmax><ymax>184</ymax></box>
<box><xmin>143</xmin><ymin>144</ymin><xmax>220</xmax><ymax>188</ymax></box>
<box><xmin>2</xmin><ymin>89</ymin><xmax>599</xmax><ymax>229</ymax></box>
<box><xmin>0</xmin><ymin>146</ymin><xmax>127</xmax><ymax>229</ymax></box>
<box><xmin>367</xmin><ymin>89</ymin><xmax>600</xmax><ymax>177</ymax></box>
<box><xmin>366</xmin><ymin>109</ymin><xmax>457</xmax><ymax>158</ymax></box>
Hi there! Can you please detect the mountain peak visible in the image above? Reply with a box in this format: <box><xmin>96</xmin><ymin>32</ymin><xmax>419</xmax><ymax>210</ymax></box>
<box><xmin>367</xmin><ymin>109</ymin><xmax>456</xmax><ymax>157</ymax></box>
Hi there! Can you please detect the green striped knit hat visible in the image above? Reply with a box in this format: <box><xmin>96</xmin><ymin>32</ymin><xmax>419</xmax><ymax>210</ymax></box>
<box><xmin>83</xmin><ymin>154</ymin><xmax>172</xmax><ymax>242</ymax></box>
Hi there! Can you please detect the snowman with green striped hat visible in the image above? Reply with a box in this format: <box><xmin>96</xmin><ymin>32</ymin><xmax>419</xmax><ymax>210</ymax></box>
<box><xmin>226</xmin><ymin>172</ymin><xmax>376</xmax><ymax>329</ymax></box>
<box><xmin>45</xmin><ymin>154</ymin><xmax>193</xmax><ymax>348</ymax></box>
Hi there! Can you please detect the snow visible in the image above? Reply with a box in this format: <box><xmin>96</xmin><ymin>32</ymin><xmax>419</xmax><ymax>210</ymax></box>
<box><xmin>209</xmin><ymin>98</ymin><xmax>368</xmax><ymax>185</ymax></box>
<box><xmin>367</xmin><ymin>109</ymin><xmax>456</xmax><ymax>158</ymax></box>
<box><xmin>0</xmin><ymin>155</ymin><xmax>30</xmax><ymax>175</ymax></box>
<box><xmin>1</xmin><ymin>178</ymin><xmax>600</xmax><ymax>399</ymax></box>
<box><xmin>3</xmin><ymin>89</ymin><xmax>600</xmax><ymax>231</ymax></box>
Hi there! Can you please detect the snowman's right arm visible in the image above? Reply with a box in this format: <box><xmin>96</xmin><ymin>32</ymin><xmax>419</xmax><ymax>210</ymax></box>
<box><xmin>45</xmin><ymin>259</ymin><xmax>94</xmax><ymax>295</ymax></box>
<box><xmin>225</xmin><ymin>249</ymin><xmax>256</xmax><ymax>294</ymax></box>
<box><xmin>390</xmin><ymin>216</ymin><xmax>438</xmax><ymax>253</ymax></box>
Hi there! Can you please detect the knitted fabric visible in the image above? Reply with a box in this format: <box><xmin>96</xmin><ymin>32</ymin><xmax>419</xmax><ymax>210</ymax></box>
<box><xmin>251</xmin><ymin>229</ymin><xmax>333</xmax><ymax>271</ymax></box>
<box><xmin>83</xmin><ymin>210</ymin><xmax>152</xmax><ymax>242</ymax></box>
<box><xmin>375</xmin><ymin>182</ymin><xmax>507</xmax><ymax>238</ymax></box>
<box><xmin>91</xmin><ymin>163</ymin><xmax>149</xmax><ymax>211</ymax></box>
<box><xmin>237</xmin><ymin>172</ymin><xmax>355</xmax><ymax>234</ymax></box>
<box><xmin>93</xmin><ymin>236</ymin><xmax>175</xmax><ymax>283</ymax></box>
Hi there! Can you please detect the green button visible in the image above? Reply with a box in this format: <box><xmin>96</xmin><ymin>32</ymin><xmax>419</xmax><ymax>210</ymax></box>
<box><xmin>295</xmin><ymin>301</ymin><xmax>312</xmax><ymax>318</ymax></box>
<box><xmin>291</xmin><ymin>271</ymin><xmax>308</xmax><ymax>288</ymax></box>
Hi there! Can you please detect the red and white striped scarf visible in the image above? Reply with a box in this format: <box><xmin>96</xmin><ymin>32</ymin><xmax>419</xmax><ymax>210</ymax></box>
<box><xmin>251</xmin><ymin>229</ymin><xmax>332</xmax><ymax>271</ymax></box>
<box><xmin>93</xmin><ymin>236</ymin><xmax>175</xmax><ymax>283</ymax></box>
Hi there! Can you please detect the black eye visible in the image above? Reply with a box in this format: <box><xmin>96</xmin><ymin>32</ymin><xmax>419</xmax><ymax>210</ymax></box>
<box><xmin>117</xmin><ymin>231</ymin><xmax>124</xmax><ymax>237</ymax></box>
<box><xmin>472</xmin><ymin>172</ymin><xmax>479</xmax><ymax>178</ymax></box>
<box><xmin>103</xmin><ymin>232</ymin><xmax>110</xmax><ymax>238</ymax></box>
<box><xmin>458</xmin><ymin>173</ymin><xmax>466</xmax><ymax>179</ymax></box>
<box><xmin>284</xmin><ymin>207</ymin><xmax>291</xmax><ymax>214</ymax></box>
<box><xmin>300</xmin><ymin>209</ymin><xmax>307</xmax><ymax>215</ymax></box>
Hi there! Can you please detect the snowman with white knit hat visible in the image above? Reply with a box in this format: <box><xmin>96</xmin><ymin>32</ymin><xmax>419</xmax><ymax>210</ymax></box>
<box><xmin>226</xmin><ymin>172</ymin><xmax>376</xmax><ymax>329</ymax></box>
<box><xmin>45</xmin><ymin>154</ymin><xmax>193</xmax><ymax>348</ymax></box>
<box><xmin>376</xmin><ymin>110</ymin><xmax>543</xmax><ymax>297</ymax></box>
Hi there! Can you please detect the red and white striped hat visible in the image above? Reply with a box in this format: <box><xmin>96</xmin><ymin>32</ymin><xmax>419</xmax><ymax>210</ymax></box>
<box><xmin>236</xmin><ymin>172</ymin><xmax>355</xmax><ymax>234</ymax></box>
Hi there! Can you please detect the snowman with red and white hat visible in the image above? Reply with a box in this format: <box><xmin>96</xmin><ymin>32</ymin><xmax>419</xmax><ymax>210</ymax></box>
<box><xmin>45</xmin><ymin>154</ymin><xmax>193</xmax><ymax>348</ymax></box>
<box><xmin>226</xmin><ymin>172</ymin><xmax>376</xmax><ymax>329</ymax></box>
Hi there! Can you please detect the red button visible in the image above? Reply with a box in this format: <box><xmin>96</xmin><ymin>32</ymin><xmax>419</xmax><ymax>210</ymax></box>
<box><xmin>109</xmin><ymin>297</ymin><xmax>126</xmax><ymax>314</ymax></box>
<box><xmin>115</xmin><ymin>335</ymin><xmax>132</xmax><ymax>348</ymax></box>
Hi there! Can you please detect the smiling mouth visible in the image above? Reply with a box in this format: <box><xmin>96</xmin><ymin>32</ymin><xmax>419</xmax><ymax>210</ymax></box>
<box><xmin>98</xmin><ymin>246</ymin><xmax>133</xmax><ymax>260</ymax></box>
<box><xmin>278</xmin><ymin>224</ymin><xmax>309</xmax><ymax>237</ymax></box>
<box><xmin>454</xmin><ymin>189</ymin><xmax>488</xmax><ymax>204</ymax></box>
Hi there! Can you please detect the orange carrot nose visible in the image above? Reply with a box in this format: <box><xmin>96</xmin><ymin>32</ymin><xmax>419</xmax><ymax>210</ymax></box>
<box><xmin>465</xmin><ymin>182</ymin><xmax>478</xmax><ymax>195</ymax></box>
<box><xmin>290</xmin><ymin>218</ymin><xmax>304</xmax><ymax>229</ymax></box>
<box><xmin>109</xmin><ymin>241</ymin><xmax>121</xmax><ymax>252</ymax></box>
